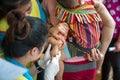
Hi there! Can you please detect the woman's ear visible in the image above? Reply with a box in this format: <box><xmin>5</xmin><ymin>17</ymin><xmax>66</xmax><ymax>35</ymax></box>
<box><xmin>29</xmin><ymin>47</ymin><xmax>41</xmax><ymax>61</ymax></box>
<box><xmin>30</xmin><ymin>47</ymin><xmax>39</xmax><ymax>56</ymax></box>
<box><xmin>30</xmin><ymin>46</ymin><xmax>45</xmax><ymax>61</ymax></box>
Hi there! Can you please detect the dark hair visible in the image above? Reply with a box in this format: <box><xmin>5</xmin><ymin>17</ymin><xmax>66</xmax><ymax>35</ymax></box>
<box><xmin>0</xmin><ymin>0</ymin><xmax>30</xmax><ymax>19</ymax></box>
<box><xmin>2</xmin><ymin>10</ymin><xmax>48</xmax><ymax>58</ymax></box>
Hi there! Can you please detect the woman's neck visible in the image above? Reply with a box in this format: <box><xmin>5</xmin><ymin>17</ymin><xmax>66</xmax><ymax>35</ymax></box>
<box><xmin>14</xmin><ymin>56</ymin><xmax>29</xmax><ymax>66</ymax></box>
<box><xmin>58</xmin><ymin>0</ymin><xmax>81</xmax><ymax>8</ymax></box>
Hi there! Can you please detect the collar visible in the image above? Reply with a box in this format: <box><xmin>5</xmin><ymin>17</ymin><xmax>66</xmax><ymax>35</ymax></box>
<box><xmin>5</xmin><ymin>57</ymin><xmax>33</xmax><ymax>80</ymax></box>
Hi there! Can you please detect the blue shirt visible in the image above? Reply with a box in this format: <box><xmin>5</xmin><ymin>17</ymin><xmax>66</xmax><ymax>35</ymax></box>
<box><xmin>5</xmin><ymin>57</ymin><xmax>33</xmax><ymax>80</ymax></box>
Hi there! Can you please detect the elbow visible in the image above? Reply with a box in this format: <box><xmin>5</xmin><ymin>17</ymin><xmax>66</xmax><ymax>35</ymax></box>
<box><xmin>105</xmin><ymin>19</ymin><xmax>116</xmax><ymax>29</ymax></box>
<box><xmin>111</xmin><ymin>18</ymin><xmax>116</xmax><ymax>28</ymax></box>
<box><xmin>110</xmin><ymin>19</ymin><xmax>116</xmax><ymax>28</ymax></box>
<box><xmin>113</xmin><ymin>20</ymin><xmax>116</xmax><ymax>28</ymax></box>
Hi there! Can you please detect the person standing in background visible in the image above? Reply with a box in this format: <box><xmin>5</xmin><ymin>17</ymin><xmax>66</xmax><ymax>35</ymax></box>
<box><xmin>1</xmin><ymin>10</ymin><xmax>60</xmax><ymax>80</ymax></box>
<box><xmin>42</xmin><ymin>0</ymin><xmax>115</xmax><ymax>80</ymax></box>
<box><xmin>102</xmin><ymin>0</ymin><xmax>120</xmax><ymax>80</ymax></box>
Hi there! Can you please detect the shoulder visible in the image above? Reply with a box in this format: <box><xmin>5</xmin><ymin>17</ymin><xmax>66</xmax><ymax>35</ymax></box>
<box><xmin>93</xmin><ymin>0</ymin><xmax>103</xmax><ymax>5</ymax></box>
<box><xmin>93</xmin><ymin>0</ymin><xmax>105</xmax><ymax>10</ymax></box>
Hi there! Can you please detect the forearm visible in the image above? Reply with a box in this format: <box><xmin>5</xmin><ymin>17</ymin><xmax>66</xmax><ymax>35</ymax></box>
<box><xmin>100</xmin><ymin>26</ymin><xmax>115</xmax><ymax>54</ymax></box>
<box><xmin>60</xmin><ymin>49</ymin><xmax>67</xmax><ymax>61</ymax></box>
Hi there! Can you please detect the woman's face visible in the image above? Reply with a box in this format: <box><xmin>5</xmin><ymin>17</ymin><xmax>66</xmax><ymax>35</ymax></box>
<box><xmin>17</xmin><ymin>1</ymin><xmax>32</xmax><ymax>16</ymax></box>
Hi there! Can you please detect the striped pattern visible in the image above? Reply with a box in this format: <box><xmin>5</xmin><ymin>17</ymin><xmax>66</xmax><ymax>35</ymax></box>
<box><xmin>64</xmin><ymin>61</ymin><xmax>96</xmax><ymax>72</ymax></box>
<box><xmin>56</xmin><ymin>2</ymin><xmax>102</xmax><ymax>49</ymax></box>
<box><xmin>56</xmin><ymin>1</ymin><xmax>101</xmax><ymax>80</ymax></box>
<box><xmin>63</xmin><ymin>60</ymin><xmax>96</xmax><ymax>80</ymax></box>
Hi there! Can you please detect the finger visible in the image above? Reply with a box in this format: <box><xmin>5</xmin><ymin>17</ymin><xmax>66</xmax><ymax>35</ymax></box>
<box><xmin>57</xmin><ymin>39</ymin><xmax>63</xmax><ymax>47</ymax></box>
<box><xmin>49</xmin><ymin>27</ymin><xmax>61</xmax><ymax>40</ymax></box>
<box><xmin>97</xmin><ymin>49</ymin><xmax>104</xmax><ymax>61</ymax></box>
<box><xmin>58</xmin><ymin>31</ymin><xmax>67</xmax><ymax>39</ymax></box>
<box><xmin>91</xmin><ymin>48</ymin><xmax>96</xmax><ymax>61</ymax></box>
<box><xmin>59</xmin><ymin>22</ymin><xmax>69</xmax><ymax>31</ymax></box>
<box><xmin>52</xmin><ymin>32</ymin><xmax>61</xmax><ymax>40</ymax></box>
<box><xmin>94</xmin><ymin>49</ymin><xmax>99</xmax><ymax>61</ymax></box>
<box><xmin>58</xmin><ymin>27</ymin><xmax>68</xmax><ymax>38</ymax></box>
<box><xmin>86</xmin><ymin>53</ymin><xmax>93</xmax><ymax>61</ymax></box>
<box><xmin>92</xmin><ymin>48</ymin><xmax>99</xmax><ymax>61</ymax></box>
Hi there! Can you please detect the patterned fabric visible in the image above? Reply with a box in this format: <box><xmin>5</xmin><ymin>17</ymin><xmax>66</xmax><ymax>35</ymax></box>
<box><xmin>56</xmin><ymin>0</ymin><xmax>101</xmax><ymax>80</ymax></box>
<box><xmin>56</xmin><ymin>1</ymin><xmax>102</xmax><ymax>50</ymax></box>
<box><xmin>63</xmin><ymin>60</ymin><xmax>96</xmax><ymax>80</ymax></box>
<box><xmin>104</xmin><ymin>0</ymin><xmax>120</xmax><ymax>39</ymax></box>
<box><xmin>63</xmin><ymin>45</ymin><xmax>97</xmax><ymax>80</ymax></box>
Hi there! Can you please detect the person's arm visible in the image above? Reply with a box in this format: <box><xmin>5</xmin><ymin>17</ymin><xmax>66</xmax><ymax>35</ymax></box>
<box><xmin>114</xmin><ymin>31</ymin><xmax>120</xmax><ymax>52</ymax></box>
<box><xmin>46</xmin><ymin>0</ymin><xmax>59</xmax><ymax>27</ymax></box>
<box><xmin>94</xmin><ymin>0</ymin><xmax>115</xmax><ymax>55</ymax></box>
<box><xmin>93</xmin><ymin>0</ymin><xmax>115</xmax><ymax>72</ymax></box>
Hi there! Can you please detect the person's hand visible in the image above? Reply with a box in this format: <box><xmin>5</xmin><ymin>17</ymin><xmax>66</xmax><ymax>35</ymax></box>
<box><xmin>49</xmin><ymin>22</ymin><xmax>69</xmax><ymax>49</ymax></box>
<box><xmin>114</xmin><ymin>41</ymin><xmax>120</xmax><ymax>52</ymax></box>
<box><xmin>48</xmin><ymin>36</ymin><xmax>66</xmax><ymax>50</ymax></box>
<box><xmin>84</xmin><ymin>48</ymin><xmax>104</xmax><ymax>61</ymax></box>
<box><xmin>84</xmin><ymin>48</ymin><xmax>104</xmax><ymax>73</ymax></box>
<box><xmin>37</xmin><ymin>44</ymin><xmax>51</xmax><ymax>68</ymax></box>
<box><xmin>48</xmin><ymin>36</ymin><xmax>64</xmax><ymax>49</ymax></box>
<box><xmin>44</xmin><ymin>51</ymin><xmax>61</xmax><ymax>80</ymax></box>
<box><xmin>49</xmin><ymin>22</ymin><xmax>69</xmax><ymax>40</ymax></box>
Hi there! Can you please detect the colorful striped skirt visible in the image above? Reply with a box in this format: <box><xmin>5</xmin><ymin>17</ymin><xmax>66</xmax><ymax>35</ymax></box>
<box><xmin>63</xmin><ymin>56</ymin><xmax>96</xmax><ymax>80</ymax></box>
<box><xmin>63</xmin><ymin>43</ymin><xmax>97</xmax><ymax>80</ymax></box>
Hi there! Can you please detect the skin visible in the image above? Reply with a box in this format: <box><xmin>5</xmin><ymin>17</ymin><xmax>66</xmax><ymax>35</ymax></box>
<box><xmin>90</xmin><ymin>0</ymin><xmax>115</xmax><ymax>71</ymax></box>
<box><xmin>42</xmin><ymin>0</ymin><xmax>59</xmax><ymax>26</ymax></box>
<box><xmin>14</xmin><ymin>45</ymin><xmax>45</xmax><ymax>77</ymax></box>
<box><xmin>17</xmin><ymin>1</ymin><xmax>32</xmax><ymax>16</ymax></box>
<box><xmin>42</xmin><ymin>1</ymin><xmax>115</xmax><ymax>79</ymax></box>
<box><xmin>48</xmin><ymin>0</ymin><xmax>115</xmax><ymax>62</ymax></box>
<box><xmin>85</xmin><ymin>0</ymin><xmax>116</xmax><ymax>62</ymax></box>
<box><xmin>16</xmin><ymin>1</ymin><xmax>65</xmax><ymax>78</ymax></box>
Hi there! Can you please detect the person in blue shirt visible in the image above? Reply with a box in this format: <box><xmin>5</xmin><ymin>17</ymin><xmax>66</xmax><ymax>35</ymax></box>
<box><xmin>2</xmin><ymin>10</ymin><xmax>60</xmax><ymax>80</ymax></box>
